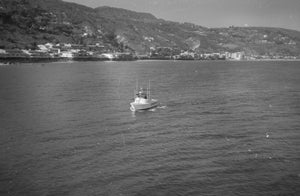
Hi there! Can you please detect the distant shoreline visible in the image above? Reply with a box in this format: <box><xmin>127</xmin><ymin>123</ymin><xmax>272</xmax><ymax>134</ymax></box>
<box><xmin>1</xmin><ymin>58</ymin><xmax>300</xmax><ymax>65</ymax></box>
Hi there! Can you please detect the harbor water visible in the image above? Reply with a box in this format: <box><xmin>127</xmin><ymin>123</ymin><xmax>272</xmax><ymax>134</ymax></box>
<box><xmin>0</xmin><ymin>60</ymin><xmax>299</xmax><ymax>195</ymax></box>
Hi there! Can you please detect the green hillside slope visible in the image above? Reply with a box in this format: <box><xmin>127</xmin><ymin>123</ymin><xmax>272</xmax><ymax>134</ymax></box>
<box><xmin>0</xmin><ymin>0</ymin><xmax>299</xmax><ymax>57</ymax></box>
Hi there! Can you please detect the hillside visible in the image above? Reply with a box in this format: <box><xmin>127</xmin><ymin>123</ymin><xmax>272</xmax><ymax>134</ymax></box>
<box><xmin>1</xmin><ymin>0</ymin><xmax>300</xmax><ymax>56</ymax></box>
<box><xmin>0</xmin><ymin>0</ymin><xmax>120</xmax><ymax>50</ymax></box>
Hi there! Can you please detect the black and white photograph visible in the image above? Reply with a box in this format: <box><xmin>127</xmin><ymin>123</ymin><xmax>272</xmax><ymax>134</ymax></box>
<box><xmin>0</xmin><ymin>0</ymin><xmax>299</xmax><ymax>195</ymax></box>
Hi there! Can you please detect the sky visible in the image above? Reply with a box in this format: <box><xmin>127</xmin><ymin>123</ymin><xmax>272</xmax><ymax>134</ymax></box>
<box><xmin>64</xmin><ymin>0</ymin><xmax>300</xmax><ymax>31</ymax></box>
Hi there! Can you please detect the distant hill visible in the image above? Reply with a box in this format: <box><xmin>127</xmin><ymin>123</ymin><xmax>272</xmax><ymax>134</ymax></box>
<box><xmin>1</xmin><ymin>0</ymin><xmax>300</xmax><ymax>56</ymax></box>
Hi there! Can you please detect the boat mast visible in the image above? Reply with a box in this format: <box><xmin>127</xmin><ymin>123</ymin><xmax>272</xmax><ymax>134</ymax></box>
<box><xmin>148</xmin><ymin>80</ymin><xmax>151</xmax><ymax>99</ymax></box>
<box><xmin>135</xmin><ymin>79</ymin><xmax>138</xmax><ymax>98</ymax></box>
<box><xmin>118</xmin><ymin>78</ymin><xmax>121</xmax><ymax>99</ymax></box>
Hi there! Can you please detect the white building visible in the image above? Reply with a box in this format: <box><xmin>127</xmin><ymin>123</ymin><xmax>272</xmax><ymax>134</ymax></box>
<box><xmin>101</xmin><ymin>53</ymin><xmax>115</xmax><ymax>60</ymax></box>
<box><xmin>60</xmin><ymin>51</ymin><xmax>74</xmax><ymax>58</ymax></box>
<box><xmin>226</xmin><ymin>52</ymin><xmax>244</xmax><ymax>60</ymax></box>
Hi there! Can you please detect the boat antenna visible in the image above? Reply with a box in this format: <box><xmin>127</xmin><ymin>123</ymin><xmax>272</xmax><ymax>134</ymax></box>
<box><xmin>118</xmin><ymin>78</ymin><xmax>121</xmax><ymax>99</ymax></box>
<box><xmin>148</xmin><ymin>80</ymin><xmax>151</xmax><ymax>99</ymax></box>
<box><xmin>135</xmin><ymin>78</ymin><xmax>139</xmax><ymax>97</ymax></box>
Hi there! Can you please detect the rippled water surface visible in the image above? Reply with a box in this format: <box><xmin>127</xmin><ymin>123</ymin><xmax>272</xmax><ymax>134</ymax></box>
<box><xmin>1</xmin><ymin>60</ymin><xmax>300</xmax><ymax>195</ymax></box>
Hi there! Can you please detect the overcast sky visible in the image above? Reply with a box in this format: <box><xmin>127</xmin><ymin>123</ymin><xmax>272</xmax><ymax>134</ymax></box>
<box><xmin>64</xmin><ymin>0</ymin><xmax>300</xmax><ymax>31</ymax></box>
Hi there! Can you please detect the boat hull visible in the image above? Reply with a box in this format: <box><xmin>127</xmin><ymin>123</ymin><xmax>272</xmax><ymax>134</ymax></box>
<box><xmin>130</xmin><ymin>99</ymin><xmax>158</xmax><ymax>111</ymax></box>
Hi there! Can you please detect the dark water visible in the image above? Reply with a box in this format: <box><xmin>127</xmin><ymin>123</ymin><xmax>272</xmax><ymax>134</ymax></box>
<box><xmin>0</xmin><ymin>60</ymin><xmax>300</xmax><ymax>196</ymax></box>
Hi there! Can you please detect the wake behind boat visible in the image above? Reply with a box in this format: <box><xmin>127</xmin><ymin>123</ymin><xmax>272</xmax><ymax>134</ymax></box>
<box><xmin>130</xmin><ymin>81</ymin><xmax>158</xmax><ymax>112</ymax></box>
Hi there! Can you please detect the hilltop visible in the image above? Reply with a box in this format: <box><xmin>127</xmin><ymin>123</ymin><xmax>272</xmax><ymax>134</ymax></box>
<box><xmin>0</xmin><ymin>0</ymin><xmax>300</xmax><ymax>57</ymax></box>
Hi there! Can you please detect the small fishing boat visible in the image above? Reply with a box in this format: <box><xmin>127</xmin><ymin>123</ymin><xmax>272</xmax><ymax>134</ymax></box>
<box><xmin>130</xmin><ymin>81</ymin><xmax>158</xmax><ymax>111</ymax></box>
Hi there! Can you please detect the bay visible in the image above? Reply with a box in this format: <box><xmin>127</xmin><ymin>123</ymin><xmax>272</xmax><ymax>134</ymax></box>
<box><xmin>0</xmin><ymin>60</ymin><xmax>299</xmax><ymax>196</ymax></box>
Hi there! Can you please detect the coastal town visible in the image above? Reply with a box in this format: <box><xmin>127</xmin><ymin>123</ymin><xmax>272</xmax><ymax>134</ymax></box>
<box><xmin>0</xmin><ymin>42</ymin><xmax>298</xmax><ymax>64</ymax></box>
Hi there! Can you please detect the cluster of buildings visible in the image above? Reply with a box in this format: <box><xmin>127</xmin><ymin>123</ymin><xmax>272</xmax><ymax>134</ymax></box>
<box><xmin>149</xmin><ymin>47</ymin><xmax>299</xmax><ymax>60</ymax></box>
<box><xmin>0</xmin><ymin>43</ymin><xmax>298</xmax><ymax>63</ymax></box>
<box><xmin>0</xmin><ymin>43</ymin><xmax>136</xmax><ymax>62</ymax></box>
<box><xmin>149</xmin><ymin>47</ymin><xmax>245</xmax><ymax>60</ymax></box>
